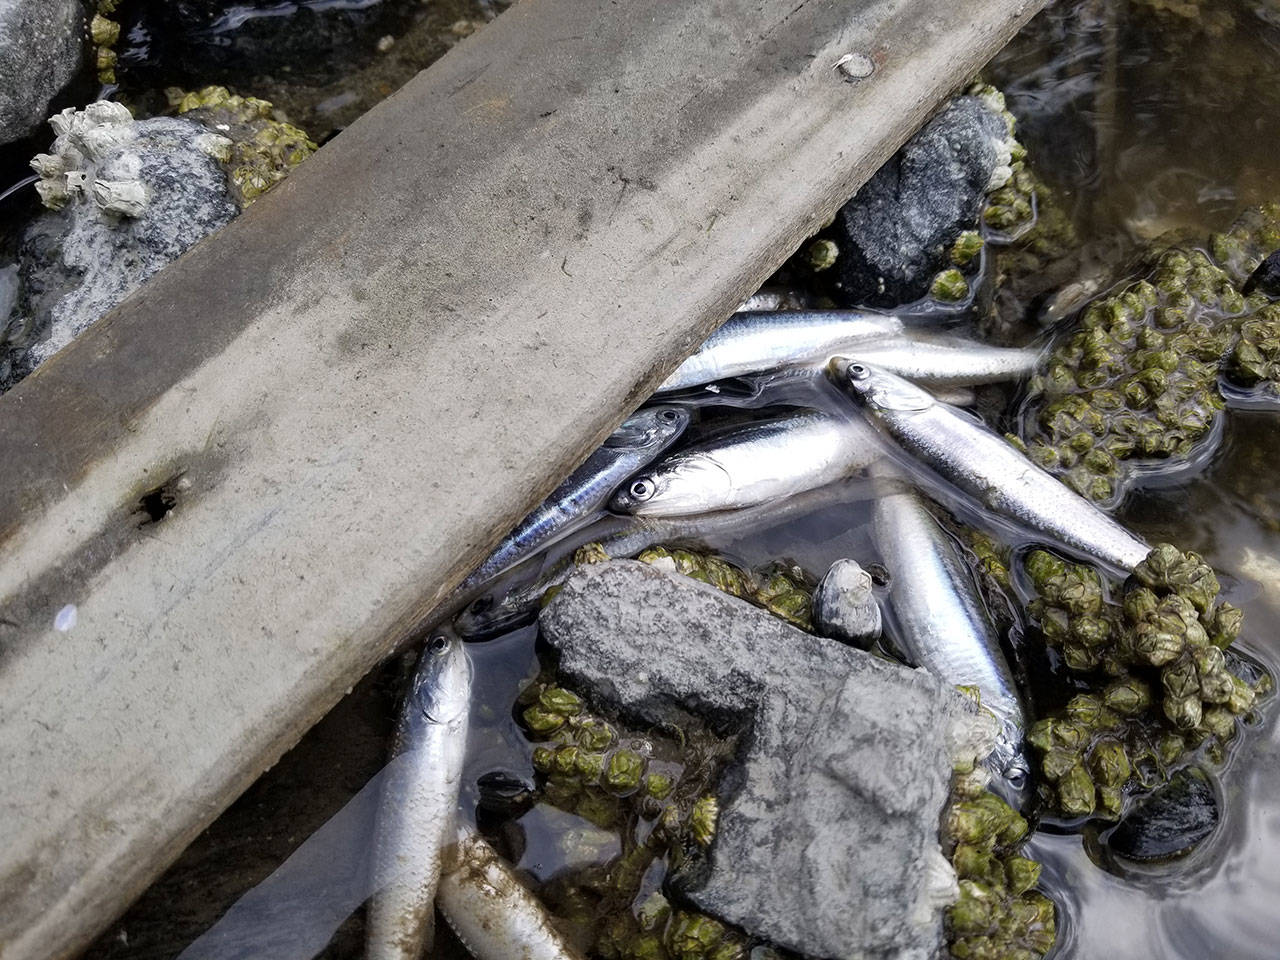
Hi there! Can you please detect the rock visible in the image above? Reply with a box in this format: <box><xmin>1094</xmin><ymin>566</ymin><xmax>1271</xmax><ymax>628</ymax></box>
<box><xmin>834</xmin><ymin>95</ymin><xmax>1013</xmax><ymax>307</ymax></box>
<box><xmin>1107</xmin><ymin>767</ymin><xmax>1219</xmax><ymax>862</ymax></box>
<box><xmin>1242</xmin><ymin>248</ymin><xmax>1280</xmax><ymax>297</ymax></box>
<box><xmin>118</xmin><ymin>0</ymin><xmax>414</xmax><ymax>89</ymax></box>
<box><xmin>813</xmin><ymin>558</ymin><xmax>882</xmax><ymax>648</ymax></box>
<box><xmin>1</xmin><ymin>102</ymin><xmax>239</xmax><ymax>391</ymax></box>
<box><xmin>0</xmin><ymin>0</ymin><xmax>88</xmax><ymax>147</ymax></box>
<box><xmin>539</xmin><ymin>560</ymin><xmax>990</xmax><ymax>960</ymax></box>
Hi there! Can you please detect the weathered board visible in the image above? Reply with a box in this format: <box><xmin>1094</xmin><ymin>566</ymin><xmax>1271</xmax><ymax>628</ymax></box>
<box><xmin>0</xmin><ymin>0</ymin><xmax>1043</xmax><ymax>956</ymax></box>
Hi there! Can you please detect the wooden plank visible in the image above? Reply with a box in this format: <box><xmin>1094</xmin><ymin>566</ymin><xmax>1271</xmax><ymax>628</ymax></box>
<box><xmin>0</xmin><ymin>0</ymin><xmax>1044</xmax><ymax>956</ymax></box>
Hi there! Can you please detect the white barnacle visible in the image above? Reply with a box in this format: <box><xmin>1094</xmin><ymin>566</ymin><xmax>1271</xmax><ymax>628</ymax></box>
<box><xmin>34</xmin><ymin>178</ymin><xmax>70</xmax><ymax>210</ymax></box>
<box><xmin>83</xmin><ymin>100</ymin><xmax>134</xmax><ymax>128</ymax></box>
<box><xmin>93</xmin><ymin>178</ymin><xmax>149</xmax><ymax>218</ymax></box>
<box><xmin>79</xmin><ymin>122</ymin><xmax>138</xmax><ymax>161</ymax></box>
<box><xmin>29</xmin><ymin>152</ymin><xmax>66</xmax><ymax>179</ymax></box>
<box><xmin>64</xmin><ymin>171</ymin><xmax>90</xmax><ymax>200</ymax></box>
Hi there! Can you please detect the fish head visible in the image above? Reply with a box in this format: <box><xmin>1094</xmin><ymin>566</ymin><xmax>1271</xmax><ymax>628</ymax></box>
<box><xmin>415</xmin><ymin>630</ymin><xmax>473</xmax><ymax>725</ymax></box>
<box><xmin>828</xmin><ymin>358</ymin><xmax>936</xmax><ymax>413</ymax></box>
<box><xmin>988</xmin><ymin>720</ymin><xmax>1033</xmax><ymax>811</ymax></box>
<box><xmin>605</xmin><ymin>405</ymin><xmax>691</xmax><ymax>452</ymax></box>
<box><xmin>454</xmin><ymin>588</ymin><xmax>531</xmax><ymax>640</ymax></box>
<box><xmin>609</xmin><ymin>454</ymin><xmax>732</xmax><ymax>516</ymax></box>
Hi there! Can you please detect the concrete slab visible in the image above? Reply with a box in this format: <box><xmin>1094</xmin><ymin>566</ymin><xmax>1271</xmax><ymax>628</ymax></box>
<box><xmin>0</xmin><ymin>0</ymin><xmax>1043</xmax><ymax>956</ymax></box>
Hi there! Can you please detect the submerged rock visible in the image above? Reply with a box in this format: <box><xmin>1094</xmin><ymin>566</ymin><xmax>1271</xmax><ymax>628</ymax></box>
<box><xmin>1107</xmin><ymin>767</ymin><xmax>1219</xmax><ymax>862</ymax></box>
<box><xmin>540</xmin><ymin>560</ymin><xmax>988</xmax><ymax>960</ymax></box>
<box><xmin>834</xmin><ymin>93</ymin><xmax>1015</xmax><ymax>307</ymax></box>
<box><xmin>812</xmin><ymin>557</ymin><xmax>882</xmax><ymax>648</ymax></box>
<box><xmin>2</xmin><ymin>102</ymin><xmax>238</xmax><ymax>390</ymax></box>
<box><xmin>118</xmin><ymin>0</ymin><xmax>414</xmax><ymax>89</ymax></box>
<box><xmin>0</xmin><ymin>0</ymin><xmax>89</xmax><ymax>147</ymax></box>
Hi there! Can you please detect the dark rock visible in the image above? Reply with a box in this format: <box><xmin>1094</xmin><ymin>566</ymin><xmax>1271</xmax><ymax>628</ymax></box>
<box><xmin>834</xmin><ymin>95</ymin><xmax>1011</xmax><ymax>307</ymax></box>
<box><xmin>1107</xmin><ymin>767</ymin><xmax>1219</xmax><ymax>862</ymax></box>
<box><xmin>117</xmin><ymin>0</ymin><xmax>415</xmax><ymax>88</ymax></box>
<box><xmin>0</xmin><ymin>0</ymin><xmax>89</xmax><ymax>147</ymax></box>
<box><xmin>2</xmin><ymin>103</ymin><xmax>238</xmax><ymax>391</ymax></box>
<box><xmin>1242</xmin><ymin>249</ymin><xmax>1280</xmax><ymax>297</ymax></box>
<box><xmin>540</xmin><ymin>560</ymin><xmax>995</xmax><ymax>960</ymax></box>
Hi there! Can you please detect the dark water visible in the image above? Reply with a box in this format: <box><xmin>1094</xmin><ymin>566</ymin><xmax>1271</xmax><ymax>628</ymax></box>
<box><xmin>62</xmin><ymin>0</ymin><xmax>1280</xmax><ymax>957</ymax></box>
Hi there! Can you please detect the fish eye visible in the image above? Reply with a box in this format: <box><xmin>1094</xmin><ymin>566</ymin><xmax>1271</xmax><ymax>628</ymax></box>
<box><xmin>847</xmin><ymin>363</ymin><xmax>870</xmax><ymax>381</ymax></box>
<box><xmin>429</xmin><ymin>635</ymin><xmax>449</xmax><ymax>653</ymax></box>
<box><xmin>470</xmin><ymin>596</ymin><xmax>493</xmax><ymax>614</ymax></box>
<box><xmin>1006</xmin><ymin>767</ymin><xmax>1029</xmax><ymax>790</ymax></box>
<box><xmin>629</xmin><ymin>478</ymin><xmax>655</xmax><ymax>501</ymax></box>
<box><xmin>659</xmin><ymin>409</ymin><xmax>679</xmax><ymax>423</ymax></box>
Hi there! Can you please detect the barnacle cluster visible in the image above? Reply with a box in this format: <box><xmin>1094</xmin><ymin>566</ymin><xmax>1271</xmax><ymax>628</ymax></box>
<box><xmin>93</xmin><ymin>0</ymin><xmax>122</xmax><ymax>85</ymax></box>
<box><xmin>1023</xmin><ymin>544</ymin><xmax>1262</xmax><ymax>817</ymax></box>
<box><xmin>635</xmin><ymin>546</ymin><xmax>814</xmax><ymax>630</ymax></box>
<box><xmin>943</xmin><ymin>768</ymin><xmax>1055</xmax><ymax>960</ymax></box>
<box><xmin>1018</xmin><ymin>248</ymin><xmax>1250</xmax><ymax>501</ymax></box>
<box><xmin>167</xmin><ymin>86</ymin><xmax>316</xmax><ymax>203</ymax></box>
<box><xmin>517</xmin><ymin>679</ymin><xmax>746</xmax><ymax>960</ymax></box>
<box><xmin>1226</xmin><ymin>308</ymin><xmax>1280</xmax><ymax>389</ymax></box>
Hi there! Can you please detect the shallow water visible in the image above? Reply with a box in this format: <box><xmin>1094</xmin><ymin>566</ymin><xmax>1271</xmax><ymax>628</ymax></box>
<box><xmin>47</xmin><ymin>0</ymin><xmax>1280</xmax><ymax>957</ymax></box>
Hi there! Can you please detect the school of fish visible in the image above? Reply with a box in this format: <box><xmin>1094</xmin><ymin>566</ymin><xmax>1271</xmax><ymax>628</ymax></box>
<box><xmin>365</xmin><ymin>303</ymin><xmax>1157</xmax><ymax>959</ymax></box>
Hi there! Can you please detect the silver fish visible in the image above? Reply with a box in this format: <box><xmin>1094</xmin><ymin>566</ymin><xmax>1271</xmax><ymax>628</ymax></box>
<box><xmin>457</xmin><ymin>405</ymin><xmax>689</xmax><ymax>593</ymax></box>
<box><xmin>830</xmin><ymin>359</ymin><xmax>1150</xmax><ymax>572</ymax></box>
<box><xmin>366</xmin><ymin>633</ymin><xmax>473</xmax><ymax>960</ymax></box>
<box><xmin>609</xmin><ymin>410</ymin><xmax>883</xmax><ymax>517</ymax></box>
<box><xmin>454</xmin><ymin>522</ymin><xmax>671</xmax><ymax>640</ymax></box>
<box><xmin>457</xmin><ymin>482</ymin><xmax>877</xmax><ymax>639</ymax></box>
<box><xmin>872</xmin><ymin>484</ymin><xmax>1028</xmax><ymax>796</ymax></box>
<box><xmin>438</xmin><ymin>826</ymin><xmax>585</xmax><ymax>960</ymax></box>
<box><xmin>658</xmin><ymin>310</ymin><xmax>903</xmax><ymax>392</ymax></box>
<box><xmin>812</xmin><ymin>558</ymin><xmax>882</xmax><ymax>648</ymax></box>
<box><xmin>657</xmin><ymin>310</ymin><xmax>1039</xmax><ymax>393</ymax></box>
<box><xmin>850</xmin><ymin>335</ymin><xmax>1040</xmax><ymax>389</ymax></box>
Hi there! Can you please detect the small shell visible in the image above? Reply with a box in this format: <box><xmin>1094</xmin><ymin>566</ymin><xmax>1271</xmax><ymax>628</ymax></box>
<box><xmin>813</xmin><ymin>558</ymin><xmax>882</xmax><ymax>648</ymax></box>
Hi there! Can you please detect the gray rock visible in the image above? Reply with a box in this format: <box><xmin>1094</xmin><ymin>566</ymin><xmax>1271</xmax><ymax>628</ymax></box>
<box><xmin>813</xmin><ymin>557</ymin><xmax>882</xmax><ymax>648</ymax></box>
<box><xmin>0</xmin><ymin>0</ymin><xmax>88</xmax><ymax>147</ymax></box>
<box><xmin>2</xmin><ymin>103</ymin><xmax>239</xmax><ymax>391</ymax></box>
<box><xmin>835</xmin><ymin>95</ymin><xmax>1013</xmax><ymax>307</ymax></box>
<box><xmin>540</xmin><ymin>560</ymin><xmax>992</xmax><ymax>960</ymax></box>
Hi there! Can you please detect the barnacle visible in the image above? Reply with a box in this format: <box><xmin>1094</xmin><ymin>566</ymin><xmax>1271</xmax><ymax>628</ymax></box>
<box><xmin>168</xmin><ymin>86</ymin><xmax>317</xmax><ymax>204</ymax></box>
<box><xmin>1023</xmin><ymin>545</ymin><xmax>1265</xmax><ymax>817</ymax></box>
<box><xmin>942</xmin><ymin>770</ymin><xmax>1054</xmax><ymax>958</ymax></box>
<box><xmin>637</xmin><ymin>546</ymin><xmax>815</xmax><ymax>630</ymax></box>
<box><xmin>1018</xmin><ymin>246</ymin><xmax>1251</xmax><ymax>501</ymax></box>
<box><xmin>518</xmin><ymin>677</ymin><xmax>742</xmax><ymax>959</ymax></box>
<box><xmin>931</xmin><ymin>269</ymin><xmax>970</xmax><ymax>303</ymax></box>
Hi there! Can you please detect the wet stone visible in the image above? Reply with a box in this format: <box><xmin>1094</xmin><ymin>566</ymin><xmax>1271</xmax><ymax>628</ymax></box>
<box><xmin>540</xmin><ymin>560</ymin><xmax>986</xmax><ymax>960</ymax></box>
<box><xmin>1242</xmin><ymin>248</ymin><xmax>1280</xmax><ymax>297</ymax></box>
<box><xmin>1107</xmin><ymin>767</ymin><xmax>1219</xmax><ymax>862</ymax></box>
<box><xmin>833</xmin><ymin>95</ymin><xmax>1011</xmax><ymax>307</ymax></box>
<box><xmin>0</xmin><ymin>0</ymin><xmax>89</xmax><ymax>147</ymax></box>
<box><xmin>3</xmin><ymin>106</ymin><xmax>239</xmax><ymax>391</ymax></box>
